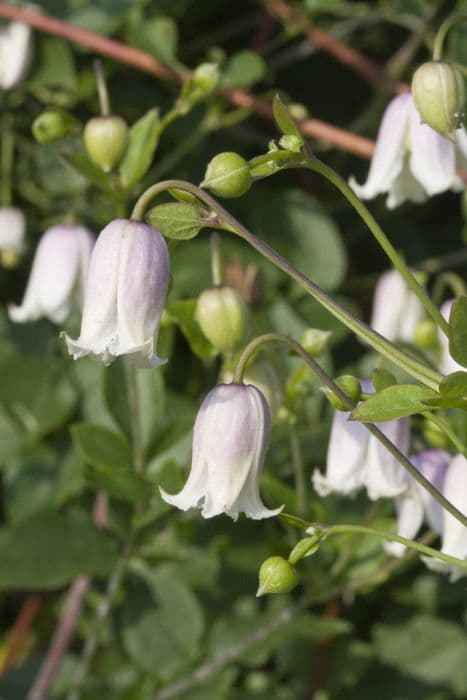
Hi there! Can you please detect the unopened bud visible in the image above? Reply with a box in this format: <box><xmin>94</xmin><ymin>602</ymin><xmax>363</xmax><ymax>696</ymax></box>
<box><xmin>83</xmin><ymin>115</ymin><xmax>129</xmax><ymax>172</ymax></box>
<box><xmin>288</xmin><ymin>535</ymin><xmax>321</xmax><ymax>565</ymax></box>
<box><xmin>203</xmin><ymin>152</ymin><xmax>252</xmax><ymax>198</ymax></box>
<box><xmin>301</xmin><ymin>328</ymin><xmax>331</xmax><ymax>357</ymax></box>
<box><xmin>413</xmin><ymin>318</ymin><xmax>439</xmax><ymax>349</ymax></box>
<box><xmin>256</xmin><ymin>556</ymin><xmax>298</xmax><ymax>597</ymax></box>
<box><xmin>193</xmin><ymin>62</ymin><xmax>219</xmax><ymax>93</ymax></box>
<box><xmin>412</xmin><ymin>60</ymin><xmax>465</xmax><ymax>140</ymax></box>
<box><xmin>196</xmin><ymin>285</ymin><xmax>248</xmax><ymax>353</ymax></box>
<box><xmin>32</xmin><ymin>109</ymin><xmax>76</xmax><ymax>144</ymax></box>
<box><xmin>321</xmin><ymin>375</ymin><xmax>361</xmax><ymax>411</ymax></box>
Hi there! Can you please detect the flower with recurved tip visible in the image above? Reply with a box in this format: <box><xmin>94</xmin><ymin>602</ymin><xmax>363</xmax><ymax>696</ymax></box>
<box><xmin>9</xmin><ymin>224</ymin><xmax>94</xmax><ymax>324</ymax></box>
<box><xmin>160</xmin><ymin>382</ymin><xmax>283</xmax><ymax>520</ymax></box>
<box><xmin>63</xmin><ymin>219</ymin><xmax>169</xmax><ymax>367</ymax></box>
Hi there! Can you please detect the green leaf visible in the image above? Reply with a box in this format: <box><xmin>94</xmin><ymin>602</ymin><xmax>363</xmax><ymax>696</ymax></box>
<box><xmin>448</xmin><ymin>296</ymin><xmax>467</xmax><ymax>368</ymax></box>
<box><xmin>71</xmin><ymin>423</ymin><xmax>148</xmax><ymax>502</ymax></box>
<box><xmin>167</xmin><ymin>299</ymin><xmax>217</xmax><ymax>359</ymax></box>
<box><xmin>126</xmin><ymin>16</ymin><xmax>178</xmax><ymax>62</ymax></box>
<box><xmin>439</xmin><ymin>370</ymin><xmax>467</xmax><ymax>398</ymax></box>
<box><xmin>350</xmin><ymin>384</ymin><xmax>438</xmax><ymax>422</ymax></box>
<box><xmin>272</xmin><ymin>95</ymin><xmax>303</xmax><ymax>139</ymax></box>
<box><xmin>119</xmin><ymin>108</ymin><xmax>161</xmax><ymax>188</ymax></box>
<box><xmin>30</xmin><ymin>38</ymin><xmax>77</xmax><ymax>92</ymax></box>
<box><xmin>147</xmin><ymin>202</ymin><xmax>203</xmax><ymax>240</ymax></box>
<box><xmin>371</xmin><ymin>368</ymin><xmax>397</xmax><ymax>392</ymax></box>
<box><xmin>221</xmin><ymin>50</ymin><xmax>266</xmax><ymax>89</ymax></box>
<box><xmin>0</xmin><ymin>510</ymin><xmax>117</xmax><ymax>590</ymax></box>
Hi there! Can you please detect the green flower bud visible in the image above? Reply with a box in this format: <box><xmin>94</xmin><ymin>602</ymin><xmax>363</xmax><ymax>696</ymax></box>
<box><xmin>203</xmin><ymin>152</ymin><xmax>252</xmax><ymax>198</ymax></box>
<box><xmin>83</xmin><ymin>115</ymin><xmax>129</xmax><ymax>172</ymax></box>
<box><xmin>412</xmin><ymin>60</ymin><xmax>465</xmax><ymax>140</ymax></box>
<box><xmin>193</xmin><ymin>62</ymin><xmax>220</xmax><ymax>93</ymax></box>
<box><xmin>256</xmin><ymin>556</ymin><xmax>299</xmax><ymax>597</ymax></box>
<box><xmin>413</xmin><ymin>318</ymin><xmax>439</xmax><ymax>349</ymax></box>
<box><xmin>288</xmin><ymin>535</ymin><xmax>321</xmax><ymax>565</ymax></box>
<box><xmin>301</xmin><ymin>328</ymin><xmax>331</xmax><ymax>357</ymax></box>
<box><xmin>321</xmin><ymin>375</ymin><xmax>361</xmax><ymax>411</ymax></box>
<box><xmin>32</xmin><ymin>109</ymin><xmax>76</xmax><ymax>144</ymax></box>
<box><xmin>196</xmin><ymin>285</ymin><xmax>248</xmax><ymax>353</ymax></box>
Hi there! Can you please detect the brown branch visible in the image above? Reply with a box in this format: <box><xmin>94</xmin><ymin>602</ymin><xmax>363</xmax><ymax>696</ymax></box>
<box><xmin>0</xmin><ymin>2</ymin><xmax>374</xmax><ymax>159</ymax></box>
<box><xmin>259</xmin><ymin>0</ymin><xmax>409</xmax><ymax>94</ymax></box>
<box><xmin>0</xmin><ymin>595</ymin><xmax>43</xmax><ymax>676</ymax></box>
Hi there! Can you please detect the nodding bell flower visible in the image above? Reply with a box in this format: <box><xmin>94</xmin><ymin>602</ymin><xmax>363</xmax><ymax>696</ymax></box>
<box><xmin>349</xmin><ymin>92</ymin><xmax>466</xmax><ymax>209</ymax></box>
<box><xmin>371</xmin><ymin>269</ymin><xmax>425</xmax><ymax>343</ymax></box>
<box><xmin>422</xmin><ymin>454</ymin><xmax>467</xmax><ymax>581</ymax></box>
<box><xmin>313</xmin><ymin>380</ymin><xmax>410</xmax><ymax>500</ymax></box>
<box><xmin>0</xmin><ymin>206</ymin><xmax>26</xmax><ymax>267</ymax></box>
<box><xmin>63</xmin><ymin>219</ymin><xmax>169</xmax><ymax>367</ymax></box>
<box><xmin>160</xmin><ymin>383</ymin><xmax>283</xmax><ymax>520</ymax></box>
<box><xmin>384</xmin><ymin>449</ymin><xmax>449</xmax><ymax>558</ymax></box>
<box><xmin>438</xmin><ymin>299</ymin><xmax>463</xmax><ymax>375</ymax></box>
<box><xmin>0</xmin><ymin>21</ymin><xmax>32</xmax><ymax>90</ymax></box>
<box><xmin>9</xmin><ymin>225</ymin><xmax>94</xmax><ymax>324</ymax></box>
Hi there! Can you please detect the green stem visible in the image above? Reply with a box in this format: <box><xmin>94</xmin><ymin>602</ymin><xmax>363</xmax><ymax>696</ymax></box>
<box><xmin>325</xmin><ymin>523</ymin><xmax>467</xmax><ymax>571</ymax></box>
<box><xmin>93</xmin><ymin>59</ymin><xmax>110</xmax><ymax>116</ymax></box>
<box><xmin>1</xmin><ymin>122</ymin><xmax>14</xmax><ymax>207</ymax></box>
<box><xmin>423</xmin><ymin>412</ymin><xmax>467</xmax><ymax>457</ymax></box>
<box><xmin>131</xmin><ymin>180</ymin><xmax>442</xmax><ymax>391</ymax></box>
<box><xmin>234</xmin><ymin>332</ymin><xmax>467</xmax><ymax>528</ymax></box>
<box><xmin>306</xmin><ymin>157</ymin><xmax>450</xmax><ymax>337</ymax></box>
<box><xmin>432</xmin><ymin>271</ymin><xmax>466</xmax><ymax>306</ymax></box>
<box><xmin>210</xmin><ymin>231</ymin><xmax>223</xmax><ymax>286</ymax></box>
<box><xmin>433</xmin><ymin>14</ymin><xmax>467</xmax><ymax>61</ymax></box>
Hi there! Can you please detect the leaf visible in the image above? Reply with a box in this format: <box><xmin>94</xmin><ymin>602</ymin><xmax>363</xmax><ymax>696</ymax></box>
<box><xmin>71</xmin><ymin>423</ymin><xmax>148</xmax><ymax>501</ymax></box>
<box><xmin>126</xmin><ymin>16</ymin><xmax>178</xmax><ymax>62</ymax></box>
<box><xmin>272</xmin><ymin>95</ymin><xmax>302</xmax><ymax>139</ymax></box>
<box><xmin>371</xmin><ymin>368</ymin><xmax>397</xmax><ymax>392</ymax></box>
<box><xmin>448</xmin><ymin>296</ymin><xmax>467</xmax><ymax>368</ymax></box>
<box><xmin>350</xmin><ymin>385</ymin><xmax>438</xmax><ymax>422</ymax></box>
<box><xmin>0</xmin><ymin>510</ymin><xmax>117</xmax><ymax>590</ymax></box>
<box><xmin>119</xmin><ymin>108</ymin><xmax>161</xmax><ymax>188</ymax></box>
<box><xmin>221</xmin><ymin>50</ymin><xmax>266</xmax><ymax>88</ymax></box>
<box><xmin>166</xmin><ymin>299</ymin><xmax>217</xmax><ymax>359</ymax></box>
<box><xmin>439</xmin><ymin>370</ymin><xmax>467</xmax><ymax>398</ymax></box>
<box><xmin>30</xmin><ymin>38</ymin><xmax>77</xmax><ymax>91</ymax></box>
<box><xmin>147</xmin><ymin>202</ymin><xmax>203</xmax><ymax>240</ymax></box>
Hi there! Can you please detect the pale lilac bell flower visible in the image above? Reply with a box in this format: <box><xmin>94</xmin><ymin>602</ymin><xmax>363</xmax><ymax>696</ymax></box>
<box><xmin>9</xmin><ymin>224</ymin><xmax>94</xmax><ymax>324</ymax></box>
<box><xmin>0</xmin><ymin>206</ymin><xmax>26</xmax><ymax>257</ymax></box>
<box><xmin>438</xmin><ymin>299</ymin><xmax>463</xmax><ymax>375</ymax></box>
<box><xmin>422</xmin><ymin>454</ymin><xmax>467</xmax><ymax>581</ymax></box>
<box><xmin>313</xmin><ymin>380</ymin><xmax>410</xmax><ymax>500</ymax></box>
<box><xmin>349</xmin><ymin>92</ymin><xmax>464</xmax><ymax>209</ymax></box>
<box><xmin>384</xmin><ymin>449</ymin><xmax>449</xmax><ymax>558</ymax></box>
<box><xmin>371</xmin><ymin>268</ymin><xmax>425</xmax><ymax>343</ymax></box>
<box><xmin>160</xmin><ymin>383</ymin><xmax>283</xmax><ymax>520</ymax></box>
<box><xmin>63</xmin><ymin>219</ymin><xmax>169</xmax><ymax>367</ymax></box>
<box><xmin>0</xmin><ymin>21</ymin><xmax>32</xmax><ymax>90</ymax></box>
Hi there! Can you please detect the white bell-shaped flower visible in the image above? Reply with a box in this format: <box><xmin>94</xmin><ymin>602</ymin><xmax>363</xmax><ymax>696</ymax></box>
<box><xmin>384</xmin><ymin>449</ymin><xmax>449</xmax><ymax>558</ymax></box>
<box><xmin>9</xmin><ymin>224</ymin><xmax>94</xmax><ymax>324</ymax></box>
<box><xmin>0</xmin><ymin>206</ymin><xmax>26</xmax><ymax>254</ymax></box>
<box><xmin>423</xmin><ymin>454</ymin><xmax>467</xmax><ymax>581</ymax></box>
<box><xmin>160</xmin><ymin>383</ymin><xmax>283</xmax><ymax>520</ymax></box>
<box><xmin>370</xmin><ymin>269</ymin><xmax>425</xmax><ymax>343</ymax></box>
<box><xmin>0</xmin><ymin>21</ymin><xmax>32</xmax><ymax>90</ymax></box>
<box><xmin>349</xmin><ymin>92</ymin><xmax>464</xmax><ymax>209</ymax></box>
<box><xmin>63</xmin><ymin>219</ymin><xmax>169</xmax><ymax>367</ymax></box>
<box><xmin>438</xmin><ymin>299</ymin><xmax>463</xmax><ymax>375</ymax></box>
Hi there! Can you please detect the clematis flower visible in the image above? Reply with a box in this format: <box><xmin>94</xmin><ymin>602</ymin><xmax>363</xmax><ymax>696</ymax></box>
<box><xmin>0</xmin><ymin>206</ymin><xmax>26</xmax><ymax>266</ymax></box>
<box><xmin>384</xmin><ymin>449</ymin><xmax>449</xmax><ymax>558</ymax></box>
<box><xmin>349</xmin><ymin>92</ymin><xmax>465</xmax><ymax>209</ymax></box>
<box><xmin>371</xmin><ymin>269</ymin><xmax>425</xmax><ymax>343</ymax></box>
<box><xmin>9</xmin><ymin>224</ymin><xmax>94</xmax><ymax>324</ymax></box>
<box><xmin>313</xmin><ymin>380</ymin><xmax>410</xmax><ymax>500</ymax></box>
<box><xmin>160</xmin><ymin>383</ymin><xmax>283</xmax><ymax>520</ymax></box>
<box><xmin>63</xmin><ymin>219</ymin><xmax>169</xmax><ymax>367</ymax></box>
<box><xmin>0</xmin><ymin>21</ymin><xmax>32</xmax><ymax>90</ymax></box>
<box><xmin>422</xmin><ymin>454</ymin><xmax>467</xmax><ymax>581</ymax></box>
<box><xmin>438</xmin><ymin>299</ymin><xmax>463</xmax><ymax>375</ymax></box>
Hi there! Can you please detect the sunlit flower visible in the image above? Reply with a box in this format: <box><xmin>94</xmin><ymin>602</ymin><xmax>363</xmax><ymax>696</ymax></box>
<box><xmin>349</xmin><ymin>92</ymin><xmax>465</xmax><ymax>208</ymax></box>
<box><xmin>371</xmin><ymin>268</ymin><xmax>425</xmax><ymax>343</ymax></box>
<box><xmin>422</xmin><ymin>454</ymin><xmax>467</xmax><ymax>581</ymax></box>
<box><xmin>384</xmin><ymin>449</ymin><xmax>449</xmax><ymax>558</ymax></box>
<box><xmin>313</xmin><ymin>380</ymin><xmax>410</xmax><ymax>500</ymax></box>
<box><xmin>0</xmin><ymin>206</ymin><xmax>26</xmax><ymax>267</ymax></box>
<box><xmin>0</xmin><ymin>21</ymin><xmax>32</xmax><ymax>90</ymax></box>
<box><xmin>438</xmin><ymin>299</ymin><xmax>463</xmax><ymax>375</ymax></box>
<box><xmin>160</xmin><ymin>383</ymin><xmax>283</xmax><ymax>520</ymax></box>
<box><xmin>9</xmin><ymin>224</ymin><xmax>94</xmax><ymax>324</ymax></box>
<box><xmin>63</xmin><ymin>219</ymin><xmax>169</xmax><ymax>367</ymax></box>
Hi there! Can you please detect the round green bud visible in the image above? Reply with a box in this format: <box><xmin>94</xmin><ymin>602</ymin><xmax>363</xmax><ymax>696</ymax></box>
<box><xmin>412</xmin><ymin>60</ymin><xmax>465</xmax><ymax>140</ymax></box>
<box><xmin>256</xmin><ymin>556</ymin><xmax>299</xmax><ymax>597</ymax></box>
<box><xmin>32</xmin><ymin>109</ymin><xmax>76</xmax><ymax>144</ymax></box>
<box><xmin>413</xmin><ymin>318</ymin><xmax>439</xmax><ymax>349</ymax></box>
<box><xmin>193</xmin><ymin>62</ymin><xmax>219</xmax><ymax>93</ymax></box>
<box><xmin>423</xmin><ymin>418</ymin><xmax>449</xmax><ymax>449</ymax></box>
<box><xmin>83</xmin><ymin>115</ymin><xmax>129</xmax><ymax>172</ymax></box>
<box><xmin>196</xmin><ymin>285</ymin><xmax>248</xmax><ymax>353</ymax></box>
<box><xmin>203</xmin><ymin>152</ymin><xmax>252</xmax><ymax>198</ymax></box>
<box><xmin>321</xmin><ymin>375</ymin><xmax>361</xmax><ymax>411</ymax></box>
<box><xmin>301</xmin><ymin>328</ymin><xmax>331</xmax><ymax>358</ymax></box>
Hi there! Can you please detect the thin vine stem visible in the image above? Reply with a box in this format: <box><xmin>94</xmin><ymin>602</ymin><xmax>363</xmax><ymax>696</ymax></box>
<box><xmin>433</xmin><ymin>14</ymin><xmax>467</xmax><ymax>61</ymax></box>
<box><xmin>93</xmin><ymin>59</ymin><xmax>110</xmax><ymax>116</ymax></box>
<box><xmin>131</xmin><ymin>179</ymin><xmax>442</xmax><ymax>391</ymax></box>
